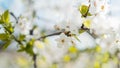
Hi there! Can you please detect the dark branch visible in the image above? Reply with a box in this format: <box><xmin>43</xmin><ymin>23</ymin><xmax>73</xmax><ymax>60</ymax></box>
<box><xmin>37</xmin><ymin>32</ymin><xmax>62</xmax><ymax>40</ymax></box>
<box><xmin>10</xmin><ymin>12</ymin><xmax>19</xmax><ymax>23</ymax></box>
<box><xmin>33</xmin><ymin>54</ymin><xmax>37</xmax><ymax>68</ymax></box>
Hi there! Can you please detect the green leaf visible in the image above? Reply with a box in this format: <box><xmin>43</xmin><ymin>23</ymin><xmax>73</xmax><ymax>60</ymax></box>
<box><xmin>18</xmin><ymin>34</ymin><xmax>26</xmax><ymax>41</ymax></box>
<box><xmin>17</xmin><ymin>39</ymin><xmax>35</xmax><ymax>56</ymax></box>
<box><xmin>79</xmin><ymin>5</ymin><xmax>88</xmax><ymax>15</ymax></box>
<box><xmin>7</xmin><ymin>27</ymin><xmax>14</xmax><ymax>33</ymax></box>
<box><xmin>2</xmin><ymin>40</ymin><xmax>11</xmax><ymax>49</ymax></box>
<box><xmin>17</xmin><ymin>45</ymin><xmax>25</xmax><ymax>52</ymax></box>
<box><xmin>87</xmin><ymin>13</ymin><xmax>92</xmax><ymax>16</ymax></box>
<box><xmin>79</xmin><ymin>5</ymin><xmax>91</xmax><ymax>17</ymax></box>
<box><xmin>79</xmin><ymin>29</ymin><xmax>85</xmax><ymax>34</ymax></box>
<box><xmin>25</xmin><ymin>39</ymin><xmax>35</xmax><ymax>56</ymax></box>
<box><xmin>4</xmin><ymin>23</ymin><xmax>14</xmax><ymax>34</ymax></box>
<box><xmin>0</xmin><ymin>20</ymin><xmax>4</xmax><ymax>24</ymax></box>
<box><xmin>1</xmin><ymin>10</ymin><xmax>10</xmax><ymax>23</ymax></box>
<box><xmin>25</xmin><ymin>46</ymin><xmax>34</xmax><ymax>56</ymax></box>
<box><xmin>17</xmin><ymin>48</ymin><xmax>25</xmax><ymax>52</ymax></box>
<box><xmin>27</xmin><ymin>39</ymin><xmax>35</xmax><ymax>46</ymax></box>
<box><xmin>0</xmin><ymin>33</ymin><xmax>9</xmax><ymax>41</ymax></box>
<box><xmin>9</xmin><ymin>27</ymin><xmax>14</xmax><ymax>33</ymax></box>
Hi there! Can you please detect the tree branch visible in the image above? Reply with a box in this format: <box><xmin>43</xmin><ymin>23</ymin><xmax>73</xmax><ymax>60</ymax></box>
<box><xmin>10</xmin><ymin>12</ymin><xmax>19</xmax><ymax>23</ymax></box>
<box><xmin>37</xmin><ymin>31</ymin><xmax>62</xmax><ymax>40</ymax></box>
<box><xmin>33</xmin><ymin>54</ymin><xmax>37</xmax><ymax>68</ymax></box>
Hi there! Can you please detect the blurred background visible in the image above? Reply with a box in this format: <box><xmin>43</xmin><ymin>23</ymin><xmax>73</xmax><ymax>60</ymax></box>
<box><xmin>0</xmin><ymin>0</ymin><xmax>120</xmax><ymax>68</ymax></box>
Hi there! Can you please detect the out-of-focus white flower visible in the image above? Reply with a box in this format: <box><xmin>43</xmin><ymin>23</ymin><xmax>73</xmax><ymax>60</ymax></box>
<box><xmin>55</xmin><ymin>21</ymin><xmax>80</xmax><ymax>35</ymax></box>
<box><xmin>90</xmin><ymin>15</ymin><xmax>109</xmax><ymax>35</ymax></box>
<box><xmin>82</xmin><ymin>16</ymin><xmax>94</xmax><ymax>28</ymax></box>
<box><xmin>95</xmin><ymin>31</ymin><xmax>120</xmax><ymax>54</ymax></box>
<box><xmin>113</xmin><ymin>34</ymin><xmax>120</xmax><ymax>48</ymax></box>
<box><xmin>56</xmin><ymin>33</ymin><xmax>72</xmax><ymax>47</ymax></box>
<box><xmin>89</xmin><ymin>0</ymin><xmax>110</xmax><ymax>15</ymax></box>
<box><xmin>33</xmin><ymin>40</ymin><xmax>45</xmax><ymax>54</ymax></box>
<box><xmin>17</xmin><ymin>17</ymin><xmax>32</xmax><ymax>35</ymax></box>
<box><xmin>33</xmin><ymin>27</ymin><xmax>41</xmax><ymax>38</ymax></box>
<box><xmin>65</xmin><ymin>22</ymin><xmax>80</xmax><ymax>35</ymax></box>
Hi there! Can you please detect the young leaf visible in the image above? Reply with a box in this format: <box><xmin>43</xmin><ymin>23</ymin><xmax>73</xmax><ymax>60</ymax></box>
<box><xmin>17</xmin><ymin>48</ymin><xmax>25</xmax><ymax>52</ymax></box>
<box><xmin>17</xmin><ymin>45</ymin><xmax>25</xmax><ymax>52</ymax></box>
<box><xmin>1</xmin><ymin>10</ymin><xmax>10</xmax><ymax>23</ymax></box>
<box><xmin>79</xmin><ymin>5</ymin><xmax>91</xmax><ymax>17</ymax></box>
<box><xmin>25</xmin><ymin>39</ymin><xmax>35</xmax><ymax>56</ymax></box>
<box><xmin>0</xmin><ymin>20</ymin><xmax>4</xmax><ymax>24</ymax></box>
<box><xmin>79</xmin><ymin>29</ymin><xmax>85</xmax><ymax>34</ymax></box>
<box><xmin>4</xmin><ymin>23</ymin><xmax>14</xmax><ymax>34</ymax></box>
<box><xmin>2</xmin><ymin>40</ymin><xmax>11</xmax><ymax>49</ymax></box>
<box><xmin>0</xmin><ymin>33</ymin><xmax>9</xmax><ymax>41</ymax></box>
<box><xmin>18</xmin><ymin>34</ymin><xmax>26</xmax><ymax>41</ymax></box>
<box><xmin>79</xmin><ymin>5</ymin><xmax>88</xmax><ymax>15</ymax></box>
<box><xmin>87</xmin><ymin>13</ymin><xmax>92</xmax><ymax>16</ymax></box>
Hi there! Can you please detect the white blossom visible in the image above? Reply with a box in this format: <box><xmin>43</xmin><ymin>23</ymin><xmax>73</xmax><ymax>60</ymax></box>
<box><xmin>16</xmin><ymin>17</ymin><xmax>32</xmax><ymax>35</ymax></box>
<box><xmin>89</xmin><ymin>0</ymin><xmax>110</xmax><ymax>15</ymax></box>
<box><xmin>56</xmin><ymin>33</ymin><xmax>72</xmax><ymax>47</ymax></box>
<box><xmin>55</xmin><ymin>21</ymin><xmax>80</xmax><ymax>35</ymax></box>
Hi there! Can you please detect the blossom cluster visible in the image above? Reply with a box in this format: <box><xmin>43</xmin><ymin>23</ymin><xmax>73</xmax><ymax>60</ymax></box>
<box><xmin>54</xmin><ymin>0</ymin><xmax>120</xmax><ymax>52</ymax></box>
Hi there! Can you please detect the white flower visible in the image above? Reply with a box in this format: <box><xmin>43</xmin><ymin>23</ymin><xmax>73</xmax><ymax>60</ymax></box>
<box><xmin>113</xmin><ymin>33</ymin><xmax>120</xmax><ymax>47</ymax></box>
<box><xmin>82</xmin><ymin>16</ymin><xmax>94</xmax><ymax>29</ymax></box>
<box><xmin>65</xmin><ymin>22</ymin><xmax>80</xmax><ymax>35</ymax></box>
<box><xmin>56</xmin><ymin>33</ymin><xmax>72</xmax><ymax>47</ymax></box>
<box><xmin>33</xmin><ymin>40</ymin><xmax>45</xmax><ymax>54</ymax></box>
<box><xmin>90</xmin><ymin>15</ymin><xmax>109</xmax><ymax>35</ymax></box>
<box><xmin>89</xmin><ymin>0</ymin><xmax>110</xmax><ymax>15</ymax></box>
<box><xmin>17</xmin><ymin>17</ymin><xmax>32</xmax><ymax>35</ymax></box>
<box><xmin>54</xmin><ymin>21</ymin><xmax>80</xmax><ymax>35</ymax></box>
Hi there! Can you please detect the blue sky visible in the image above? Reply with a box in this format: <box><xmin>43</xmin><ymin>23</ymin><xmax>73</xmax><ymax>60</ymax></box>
<box><xmin>0</xmin><ymin>0</ymin><xmax>13</xmax><ymax>9</ymax></box>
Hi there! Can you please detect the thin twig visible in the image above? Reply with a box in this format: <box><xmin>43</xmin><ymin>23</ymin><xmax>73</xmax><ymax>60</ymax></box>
<box><xmin>12</xmin><ymin>35</ymin><xmax>23</xmax><ymax>45</ymax></box>
<box><xmin>33</xmin><ymin>54</ymin><xmax>37</xmax><ymax>68</ymax></box>
<box><xmin>116</xmin><ymin>50</ymin><xmax>120</xmax><ymax>68</ymax></box>
<box><xmin>10</xmin><ymin>12</ymin><xmax>19</xmax><ymax>23</ymax></box>
<box><xmin>37</xmin><ymin>32</ymin><xmax>62</xmax><ymax>40</ymax></box>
